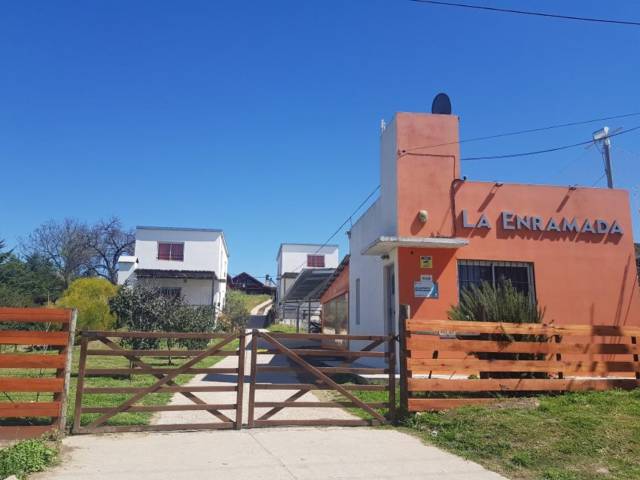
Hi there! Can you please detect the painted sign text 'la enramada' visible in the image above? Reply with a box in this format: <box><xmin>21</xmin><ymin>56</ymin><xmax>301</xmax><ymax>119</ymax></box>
<box><xmin>461</xmin><ymin>210</ymin><xmax>624</xmax><ymax>235</ymax></box>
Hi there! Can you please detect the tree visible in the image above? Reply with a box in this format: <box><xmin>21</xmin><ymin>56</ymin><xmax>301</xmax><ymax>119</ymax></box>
<box><xmin>57</xmin><ymin>278</ymin><xmax>118</xmax><ymax>331</ymax></box>
<box><xmin>85</xmin><ymin>217</ymin><xmax>135</xmax><ymax>284</ymax></box>
<box><xmin>217</xmin><ymin>290</ymin><xmax>251</xmax><ymax>333</ymax></box>
<box><xmin>21</xmin><ymin>219</ymin><xmax>92</xmax><ymax>288</ymax></box>
<box><xmin>0</xmin><ymin>240</ymin><xmax>64</xmax><ymax>307</ymax></box>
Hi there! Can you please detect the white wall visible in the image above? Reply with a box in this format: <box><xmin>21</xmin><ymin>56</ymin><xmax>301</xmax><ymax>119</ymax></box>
<box><xmin>348</xmin><ymin>117</ymin><xmax>401</xmax><ymax>341</ymax></box>
<box><xmin>137</xmin><ymin>278</ymin><xmax>215</xmax><ymax>306</ymax></box>
<box><xmin>277</xmin><ymin>244</ymin><xmax>339</xmax><ymax>276</ymax></box>
<box><xmin>348</xmin><ymin>200</ymin><xmax>387</xmax><ymax>337</ymax></box>
<box><xmin>379</xmin><ymin>116</ymin><xmax>398</xmax><ymax>236</ymax></box>
<box><xmin>135</xmin><ymin>228</ymin><xmax>227</xmax><ymax>273</ymax></box>
<box><xmin>117</xmin><ymin>260</ymin><xmax>136</xmax><ymax>285</ymax></box>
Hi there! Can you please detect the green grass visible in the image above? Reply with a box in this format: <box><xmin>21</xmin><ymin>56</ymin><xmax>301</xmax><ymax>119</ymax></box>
<box><xmin>0</xmin><ymin>438</ymin><xmax>58</xmax><ymax>479</ymax></box>
<box><xmin>233</xmin><ymin>292</ymin><xmax>271</xmax><ymax>312</ymax></box>
<box><xmin>1</xmin><ymin>339</ymin><xmax>235</xmax><ymax>429</ymax></box>
<box><xmin>267</xmin><ymin>323</ymin><xmax>298</xmax><ymax>333</ymax></box>
<box><xmin>346</xmin><ymin>387</ymin><xmax>640</xmax><ymax>480</ymax></box>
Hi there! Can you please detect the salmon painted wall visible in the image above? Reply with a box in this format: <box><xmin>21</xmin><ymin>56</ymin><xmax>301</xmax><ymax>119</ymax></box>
<box><xmin>320</xmin><ymin>264</ymin><xmax>349</xmax><ymax>304</ymax></box>
<box><xmin>397</xmin><ymin>178</ymin><xmax>640</xmax><ymax>327</ymax></box>
<box><xmin>396</xmin><ymin>112</ymin><xmax>460</xmax><ymax>238</ymax></box>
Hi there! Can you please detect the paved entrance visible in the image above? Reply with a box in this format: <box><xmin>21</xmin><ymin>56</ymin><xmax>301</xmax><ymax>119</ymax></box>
<box><xmin>34</xmin><ymin>427</ymin><xmax>508</xmax><ymax>479</ymax></box>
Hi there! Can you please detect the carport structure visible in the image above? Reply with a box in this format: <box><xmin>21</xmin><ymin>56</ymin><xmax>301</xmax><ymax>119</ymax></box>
<box><xmin>280</xmin><ymin>268</ymin><xmax>334</xmax><ymax>332</ymax></box>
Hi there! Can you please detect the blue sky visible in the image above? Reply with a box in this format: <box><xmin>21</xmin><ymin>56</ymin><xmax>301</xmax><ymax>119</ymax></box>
<box><xmin>1</xmin><ymin>1</ymin><xmax>639</xmax><ymax>278</ymax></box>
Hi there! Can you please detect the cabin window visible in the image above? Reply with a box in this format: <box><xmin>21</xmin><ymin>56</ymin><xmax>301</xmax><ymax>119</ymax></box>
<box><xmin>458</xmin><ymin>260</ymin><xmax>535</xmax><ymax>300</ymax></box>
<box><xmin>159</xmin><ymin>287</ymin><xmax>181</xmax><ymax>299</ymax></box>
<box><xmin>307</xmin><ymin>254</ymin><xmax>325</xmax><ymax>268</ymax></box>
<box><xmin>158</xmin><ymin>242</ymin><xmax>184</xmax><ymax>261</ymax></box>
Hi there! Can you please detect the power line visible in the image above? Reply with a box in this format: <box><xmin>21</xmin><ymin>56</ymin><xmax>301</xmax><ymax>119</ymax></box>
<box><xmin>288</xmin><ymin>185</ymin><xmax>381</xmax><ymax>274</ymax></box>
<box><xmin>406</xmin><ymin>0</ymin><xmax>640</xmax><ymax>27</ymax></box>
<box><xmin>401</xmin><ymin>111</ymin><xmax>640</xmax><ymax>155</ymax></box>
<box><xmin>290</xmin><ymin>121</ymin><xmax>639</xmax><ymax>275</ymax></box>
<box><xmin>460</xmin><ymin>125</ymin><xmax>640</xmax><ymax>161</ymax></box>
<box><xmin>590</xmin><ymin>173</ymin><xmax>607</xmax><ymax>187</ymax></box>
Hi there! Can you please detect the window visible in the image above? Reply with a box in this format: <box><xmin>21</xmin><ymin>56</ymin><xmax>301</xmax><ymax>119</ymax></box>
<box><xmin>307</xmin><ymin>254</ymin><xmax>325</xmax><ymax>268</ymax></box>
<box><xmin>323</xmin><ymin>293</ymin><xmax>349</xmax><ymax>345</ymax></box>
<box><xmin>458</xmin><ymin>260</ymin><xmax>535</xmax><ymax>299</ymax></box>
<box><xmin>355</xmin><ymin>278</ymin><xmax>361</xmax><ymax>325</ymax></box>
<box><xmin>159</xmin><ymin>287</ymin><xmax>181</xmax><ymax>299</ymax></box>
<box><xmin>157</xmin><ymin>242</ymin><xmax>184</xmax><ymax>261</ymax></box>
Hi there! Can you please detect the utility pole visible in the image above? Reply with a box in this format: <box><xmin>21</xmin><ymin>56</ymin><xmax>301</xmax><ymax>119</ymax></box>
<box><xmin>593</xmin><ymin>126</ymin><xmax>614</xmax><ymax>189</ymax></box>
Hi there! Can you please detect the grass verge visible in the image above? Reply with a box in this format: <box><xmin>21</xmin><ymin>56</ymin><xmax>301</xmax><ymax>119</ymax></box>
<box><xmin>267</xmin><ymin>323</ymin><xmax>298</xmax><ymax>334</ymax></box>
<box><xmin>345</xmin><ymin>387</ymin><xmax>640</xmax><ymax>480</ymax></box>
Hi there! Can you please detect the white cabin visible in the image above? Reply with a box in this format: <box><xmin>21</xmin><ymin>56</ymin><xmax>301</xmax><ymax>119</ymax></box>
<box><xmin>117</xmin><ymin>226</ymin><xmax>229</xmax><ymax>310</ymax></box>
<box><xmin>275</xmin><ymin>243</ymin><xmax>339</xmax><ymax>324</ymax></box>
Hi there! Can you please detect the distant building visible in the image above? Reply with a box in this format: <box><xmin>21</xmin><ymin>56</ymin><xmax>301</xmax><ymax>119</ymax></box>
<box><xmin>230</xmin><ymin>272</ymin><xmax>275</xmax><ymax>296</ymax></box>
<box><xmin>275</xmin><ymin>243</ymin><xmax>339</xmax><ymax>326</ymax></box>
<box><xmin>117</xmin><ymin>226</ymin><xmax>229</xmax><ymax>310</ymax></box>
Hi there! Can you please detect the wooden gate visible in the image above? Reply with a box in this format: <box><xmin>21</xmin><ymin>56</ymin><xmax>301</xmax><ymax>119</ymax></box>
<box><xmin>247</xmin><ymin>330</ymin><xmax>395</xmax><ymax>427</ymax></box>
<box><xmin>73</xmin><ymin>330</ymin><xmax>245</xmax><ymax>434</ymax></box>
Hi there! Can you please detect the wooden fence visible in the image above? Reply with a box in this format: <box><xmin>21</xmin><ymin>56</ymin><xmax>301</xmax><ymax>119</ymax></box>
<box><xmin>73</xmin><ymin>331</ymin><xmax>245</xmax><ymax>434</ymax></box>
<box><xmin>0</xmin><ymin>307</ymin><xmax>76</xmax><ymax>440</ymax></box>
<box><xmin>248</xmin><ymin>330</ymin><xmax>395</xmax><ymax>427</ymax></box>
<box><xmin>402</xmin><ymin>317</ymin><xmax>640</xmax><ymax>412</ymax></box>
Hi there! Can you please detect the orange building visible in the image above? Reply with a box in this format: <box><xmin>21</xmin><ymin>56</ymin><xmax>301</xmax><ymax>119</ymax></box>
<box><xmin>334</xmin><ymin>109</ymin><xmax>639</xmax><ymax>339</ymax></box>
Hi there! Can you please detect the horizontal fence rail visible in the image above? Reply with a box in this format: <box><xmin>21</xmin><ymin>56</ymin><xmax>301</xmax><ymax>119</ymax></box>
<box><xmin>403</xmin><ymin>318</ymin><xmax>640</xmax><ymax>412</ymax></box>
<box><xmin>247</xmin><ymin>330</ymin><xmax>395</xmax><ymax>428</ymax></box>
<box><xmin>73</xmin><ymin>330</ymin><xmax>245</xmax><ymax>434</ymax></box>
<box><xmin>0</xmin><ymin>307</ymin><xmax>76</xmax><ymax>441</ymax></box>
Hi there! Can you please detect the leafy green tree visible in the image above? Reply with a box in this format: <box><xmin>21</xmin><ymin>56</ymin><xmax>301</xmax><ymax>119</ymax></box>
<box><xmin>0</xmin><ymin>240</ymin><xmax>64</xmax><ymax>307</ymax></box>
<box><xmin>57</xmin><ymin>277</ymin><xmax>118</xmax><ymax>330</ymax></box>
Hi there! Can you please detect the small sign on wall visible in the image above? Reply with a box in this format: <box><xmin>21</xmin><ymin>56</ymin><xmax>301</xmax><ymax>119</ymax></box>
<box><xmin>414</xmin><ymin>276</ymin><xmax>438</xmax><ymax>298</ymax></box>
<box><xmin>420</xmin><ymin>256</ymin><xmax>433</xmax><ymax>269</ymax></box>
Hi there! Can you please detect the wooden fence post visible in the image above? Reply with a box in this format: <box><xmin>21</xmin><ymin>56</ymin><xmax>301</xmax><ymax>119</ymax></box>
<box><xmin>54</xmin><ymin>308</ymin><xmax>77</xmax><ymax>434</ymax></box>
<box><xmin>398</xmin><ymin>304</ymin><xmax>410</xmax><ymax>414</ymax></box>
<box><xmin>72</xmin><ymin>332</ymin><xmax>89</xmax><ymax>433</ymax></box>
<box><xmin>235</xmin><ymin>333</ymin><xmax>246</xmax><ymax>430</ymax></box>
<box><xmin>387</xmin><ymin>333</ymin><xmax>397</xmax><ymax>423</ymax></box>
<box><xmin>247</xmin><ymin>329</ymin><xmax>259</xmax><ymax>428</ymax></box>
<box><xmin>632</xmin><ymin>336</ymin><xmax>640</xmax><ymax>380</ymax></box>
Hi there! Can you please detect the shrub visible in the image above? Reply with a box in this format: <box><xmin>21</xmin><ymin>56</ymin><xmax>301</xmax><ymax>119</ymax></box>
<box><xmin>109</xmin><ymin>283</ymin><xmax>216</xmax><ymax>349</ymax></box>
<box><xmin>57</xmin><ymin>277</ymin><xmax>118</xmax><ymax>330</ymax></box>
<box><xmin>216</xmin><ymin>290</ymin><xmax>250</xmax><ymax>333</ymax></box>
<box><xmin>448</xmin><ymin>281</ymin><xmax>546</xmax><ymax>379</ymax></box>
<box><xmin>448</xmin><ymin>280</ymin><xmax>544</xmax><ymax>324</ymax></box>
<box><xmin>0</xmin><ymin>439</ymin><xmax>58</xmax><ymax>479</ymax></box>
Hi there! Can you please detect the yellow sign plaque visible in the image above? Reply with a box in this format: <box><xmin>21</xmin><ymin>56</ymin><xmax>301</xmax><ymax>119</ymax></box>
<box><xmin>420</xmin><ymin>256</ymin><xmax>433</xmax><ymax>269</ymax></box>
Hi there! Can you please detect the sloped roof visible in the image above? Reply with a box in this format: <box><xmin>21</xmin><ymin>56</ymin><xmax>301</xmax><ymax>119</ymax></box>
<box><xmin>281</xmin><ymin>268</ymin><xmax>335</xmax><ymax>303</ymax></box>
